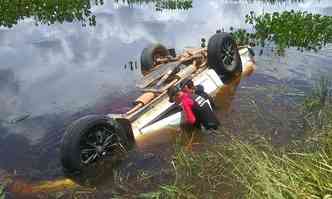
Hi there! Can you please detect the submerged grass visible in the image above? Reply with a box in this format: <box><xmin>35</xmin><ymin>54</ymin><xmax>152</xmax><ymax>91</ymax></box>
<box><xmin>0</xmin><ymin>184</ymin><xmax>5</xmax><ymax>199</ymax></box>
<box><xmin>141</xmin><ymin>77</ymin><xmax>332</xmax><ymax>199</ymax></box>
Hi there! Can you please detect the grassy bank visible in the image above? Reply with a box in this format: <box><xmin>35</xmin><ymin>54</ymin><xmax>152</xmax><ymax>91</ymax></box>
<box><xmin>141</xmin><ymin>78</ymin><xmax>332</xmax><ymax>199</ymax></box>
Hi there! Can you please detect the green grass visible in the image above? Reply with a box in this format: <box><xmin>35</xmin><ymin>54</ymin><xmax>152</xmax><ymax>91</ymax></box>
<box><xmin>140</xmin><ymin>132</ymin><xmax>332</xmax><ymax>199</ymax></box>
<box><xmin>225</xmin><ymin>136</ymin><xmax>332</xmax><ymax>198</ymax></box>
<box><xmin>0</xmin><ymin>184</ymin><xmax>5</xmax><ymax>199</ymax></box>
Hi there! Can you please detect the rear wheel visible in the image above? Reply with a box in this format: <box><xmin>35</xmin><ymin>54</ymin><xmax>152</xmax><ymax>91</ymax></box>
<box><xmin>208</xmin><ymin>32</ymin><xmax>242</xmax><ymax>82</ymax></box>
<box><xmin>140</xmin><ymin>44</ymin><xmax>169</xmax><ymax>75</ymax></box>
<box><xmin>60</xmin><ymin>115</ymin><xmax>132</xmax><ymax>178</ymax></box>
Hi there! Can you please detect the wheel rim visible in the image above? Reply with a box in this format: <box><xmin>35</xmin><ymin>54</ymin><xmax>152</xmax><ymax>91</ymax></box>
<box><xmin>221</xmin><ymin>39</ymin><xmax>236</xmax><ymax>71</ymax></box>
<box><xmin>80</xmin><ymin>125</ymin><xmax>126</xmax><ymax>165</ymax></box>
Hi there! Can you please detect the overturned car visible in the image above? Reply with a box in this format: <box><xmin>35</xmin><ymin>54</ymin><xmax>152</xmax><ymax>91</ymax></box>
<box><xmin>60</xmin><ymin>32</ymin><xmax>256</xmax><ymax>177</ymax></box>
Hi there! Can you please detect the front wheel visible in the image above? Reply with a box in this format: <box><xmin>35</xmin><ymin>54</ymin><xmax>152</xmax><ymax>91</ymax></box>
<box><xmin>60</xmin><ymin>115</ymin><xmax>132</xmax><ymax>177</ymax></box>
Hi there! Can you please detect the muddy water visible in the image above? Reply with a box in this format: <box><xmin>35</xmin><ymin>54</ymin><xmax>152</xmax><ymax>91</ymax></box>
<box><xmin>1</xmin><ymin>0</ymin><xmax>332</xmax><ymax>198</ymax></box>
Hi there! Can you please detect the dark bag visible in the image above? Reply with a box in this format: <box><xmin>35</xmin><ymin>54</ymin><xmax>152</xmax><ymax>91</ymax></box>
<box><xmin>192</xmin><ymin>94</ymin><xmax>220</xmax><ymax>130</ymax></box>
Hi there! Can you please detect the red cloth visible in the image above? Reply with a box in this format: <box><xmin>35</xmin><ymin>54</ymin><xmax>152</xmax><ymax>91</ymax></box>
<box><xmin>182</xmin><ymin>89</ymin><xmax>193</xmax><ymax>97</ymax></box>
<box><xmin>180</xmin><ymin>93</ymin><xmax>196</xmax><ymax>125</ymax></box>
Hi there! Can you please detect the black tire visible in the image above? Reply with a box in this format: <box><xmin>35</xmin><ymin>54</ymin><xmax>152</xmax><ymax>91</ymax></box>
<box><xmin>140</xmin><ymin>44</ymin><xmax>169</xmax><ymax>75</ymax></box>
<box><xmin>60</xmin><ymin>115</ymin><xmax>132</xmax><ymax>176</ymax></box>
<box><xmin>208</xmin><ymin>32</ymin><xmax>242</xmax><ymax>82</ymax></box>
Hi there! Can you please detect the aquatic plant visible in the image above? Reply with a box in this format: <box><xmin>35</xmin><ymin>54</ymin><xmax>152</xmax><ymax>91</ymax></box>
<box><xmin>304</xmin><ymin>77</ymin><xmax>331</xmax><ymax>113</ymax></box>
<box><xmin>1</xmin><ymin>0</ymin><xmax>316</xmax><ymax>28</ymax></box>
<box><xmin>0</xmin><ymin>184</ymin><xmax>5</xmax><ymax>199</ymax></box>
<box><xmin>114</xmin><ymin>0</ymin><xmax>193</xmax><ymax>11</ymax></box>
<box><xmin>155</xmin><ymin>0</ymin><xmax>192</xmax><ymax>11</ymax></box>
<box><xmin>231</xmin><ymin>10</ymin><xmax>332</xmax><ymax>55</ymax></box>
<box><xmin>0</xmin><ymin>0</ymin><xmax>193</xmax><ymax>28</ymax></box>
<box><xmin>0</xmin><ymin>0</ymin><xmax>104</xmax><ymax>28</ymax></box>
<box><xmin>303</xmin><ymin>77</ymin><xmax>332</xmax><ymax>130</ymax></box>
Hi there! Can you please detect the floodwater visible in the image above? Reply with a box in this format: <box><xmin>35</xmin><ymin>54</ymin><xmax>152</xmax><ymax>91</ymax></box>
<box><xmin>0</xmin><ymin>0</ymin><xmax>332</xmax><ymax>198</ymax></box>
